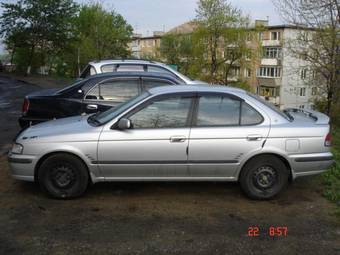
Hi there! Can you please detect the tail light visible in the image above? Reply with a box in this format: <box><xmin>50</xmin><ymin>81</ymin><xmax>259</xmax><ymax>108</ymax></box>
<box><xmin>22</xmin><ymin>98</ymin><xmax>29</xmax><ymax>115</ymax></box>
<box><xmin>325</xmin><ymin>133</ymin><xmax>332</xmax><ymax>147</ymax></box>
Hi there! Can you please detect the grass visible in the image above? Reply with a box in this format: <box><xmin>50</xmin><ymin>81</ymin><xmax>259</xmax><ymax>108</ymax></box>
<box><xmin>322</xmin><ymin>127</ymin><xmax>340</xmax><ymax>215</ymax></box>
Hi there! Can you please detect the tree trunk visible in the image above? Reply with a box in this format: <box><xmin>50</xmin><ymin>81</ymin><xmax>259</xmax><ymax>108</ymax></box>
<box><xmin>26</xmin><ymin>44</ymin><xmax>35</xmax><ymax>76</ymax></box>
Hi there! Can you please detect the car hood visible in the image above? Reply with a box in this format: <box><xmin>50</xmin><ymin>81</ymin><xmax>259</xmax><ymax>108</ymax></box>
<box><xmin>27</xmin><ymin>88</ymin><xmax>59</xmax><ymax>97</ymax></box>
<box><xmin>17</xmin><ymin>115</ymin><xmax>102</xmax><ymax>143</ymax></box>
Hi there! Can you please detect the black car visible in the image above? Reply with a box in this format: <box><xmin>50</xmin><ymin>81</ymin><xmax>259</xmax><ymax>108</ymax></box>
<box><xmin>19</xmin><ymin>72</ymin><xmax>183</xmax><ymax>128</ymax></box>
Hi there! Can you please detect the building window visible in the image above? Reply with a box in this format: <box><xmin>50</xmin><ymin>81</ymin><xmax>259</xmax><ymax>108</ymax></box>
<box><xmin>263</xmin><ymin>47</ymin><xmax>282</xmax><ymax>59</ymax></box>
<box><xmin>245</xmin><ymin>68</ymin><xmax>251</xmax><ymax>77</ymax></box>
<box><xmin>258</xmin><ymin>32</ymin><xmax>264</xmax><ymax>41</ymax></box>
<box><xmin>299</xmin><ymin>87</ymin><xmax>306</xmax><ymax>96</ymax></box>
<box><xmin>311</xmin><ymin>87</ymin><xmax>317</xmax><ymax>95</ymax></box>
<box><xmin>229</xmin><ymin>67</ymin><xmax>240</xmax><ymax>77</ymax></box>
<box><xmin>299</xmin><ymin>105</ymin><xmax>305</xmax><ymax>109</ymax></box>
<box><xmin>301</xmin><ymin>69</ymin><xmax>307</xmax><ymax>80</ymax></box>
<box><xmin>271</xmin><ymin>31</ymin><xmax>281</xmax><ymax>40</ymax></box>
<box><xmin>259</xmin><ymin>86</ymin><xmax>277</xmax><ymax>97</ymax></box>
<box><xmin>257</xmin><ymin>67</ymin><xmax>281</xmax><ymax>78</ymax></box>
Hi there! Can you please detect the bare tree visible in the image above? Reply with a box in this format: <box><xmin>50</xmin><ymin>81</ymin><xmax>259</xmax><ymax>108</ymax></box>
<box><xmin>272</xmin><ymin>0</ymin><xmax>339</xmax><ymax>121</ymax></box>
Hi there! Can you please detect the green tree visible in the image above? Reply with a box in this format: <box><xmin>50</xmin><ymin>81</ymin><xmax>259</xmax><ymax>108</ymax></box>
<box><xmin>0</xmin><ymin>0</ymin><xmax>79</xmax><ymax>74</ymax></box>
<box><xmin>194</xmin><ymin>0</ymin><xmax>252</xmax><ymax>83</ymax></box>
<box><xmin>160</xmin><ymin>33</ymin><xmax>195</xmax><ymax>75</ymax></box>
<box><xmin>75</xmin><ymin>4</ymin><xmax>133</xmax><ymax>71</ymax></box>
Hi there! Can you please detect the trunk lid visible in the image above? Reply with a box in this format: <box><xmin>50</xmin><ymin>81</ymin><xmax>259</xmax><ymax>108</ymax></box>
<box><xmin>27</xmin><ymin>88</ymin><xmax>59</xmax><ymax>98</ymax></box>
<box><xmin>283</xmin><ymin>108</ymin><xmax>330</xmax><ymax>125</ymax></box>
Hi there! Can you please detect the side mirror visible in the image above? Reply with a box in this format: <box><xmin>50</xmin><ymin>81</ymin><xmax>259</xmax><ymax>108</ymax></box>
<box><xmin>117</xmin><ymin>118</ymin><xmax>131</xmax><ymax>130</ymax></box>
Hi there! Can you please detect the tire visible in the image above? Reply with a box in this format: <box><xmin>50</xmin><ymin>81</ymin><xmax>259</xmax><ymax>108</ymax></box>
<box><xmin>239</xmin><ymin>155</ymin><xmax>289</xmax><ymax>200</ymax></box>
<box><xmin>38</xmin><ymin>153</ymin><xmax>89</xmax><ymax>198</ymax></box>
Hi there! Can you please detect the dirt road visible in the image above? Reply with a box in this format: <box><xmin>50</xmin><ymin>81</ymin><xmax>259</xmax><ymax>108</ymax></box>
<box><xmin>0</xmin><ymin>75</ymin><xmax>339</xmax><ymax>255</ymax></box>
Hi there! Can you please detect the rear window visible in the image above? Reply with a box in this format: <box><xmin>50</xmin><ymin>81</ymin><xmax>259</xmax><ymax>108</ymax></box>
<box><xmin>247</xmin><ymin>92</ymin><xmax>292</xmax><ymax>121</ymax></box>
<box><xmin>80</xmin><ymin>65</ymin><xmax>96</xmax><ymax>78</ymax></box>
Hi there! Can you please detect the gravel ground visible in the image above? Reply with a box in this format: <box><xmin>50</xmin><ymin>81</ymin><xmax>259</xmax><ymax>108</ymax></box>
<box><xmin>0</xmin><ymin>74</ymin><xmax>339</xmax><ymax>255</ymax></box>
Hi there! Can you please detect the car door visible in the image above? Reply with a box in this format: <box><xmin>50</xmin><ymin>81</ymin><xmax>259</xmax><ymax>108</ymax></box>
<box><xmin>82</xmin><ymin>78</ymin><xmax>141</xmax><ymax>114</ymax></box>
<box><xmin>188</xmin><ymin>92</ymin><xmax>270</xmax><ymax>178</ymax></box>
<box><xmin>97</xmin><ymin>93</ymin><xmax>195</xmax><ymax>178</ymax></box>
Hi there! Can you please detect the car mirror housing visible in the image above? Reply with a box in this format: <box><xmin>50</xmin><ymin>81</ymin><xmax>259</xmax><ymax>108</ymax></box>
<box><xmin>117</xmin><ymin>118</ymin><xmax>131</xmax><ymax>130</ymax></box>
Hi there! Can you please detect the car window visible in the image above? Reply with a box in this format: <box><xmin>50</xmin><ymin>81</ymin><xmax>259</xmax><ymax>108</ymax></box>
<box><xmin>80</xmin><ymin>65</ymin><xmax>96</xmax><ymax>78</ymax></box>
<box><xmin>101</xmin><ymin>64</ymin><xmax>116</xmax><ymax>73</ymax></box>
<box><xmin>241</xmin><ymin>103</ymin><xmax>263</xmax><ymax>125</ymax></box>
<box><xmin>147</xmin><ymin>65</ymin><xmax>173</xmax><ymax>75</ymax></box>
<box><xmin>86</xmin><ymin>79</ymin><xmax>139</xmax><ymax>103</ymax></box>
<box><xmin>116</xmin><ymin>64</ymin><xmax>144</xmax><ymax>72</ymax></box>
<box><xmin>196</xmin><ymin>95</ymin><xmax>241</xmax><ymax>126</ymax></box>
<box><xmin>128</xmin><ymin>96</ymin><xmax>192</xmax><ymax>129</ymax></box>
<box><xmin>142</xmin><ymin>78</ymin><xmax>175</xmax><ymax>90</ymax></box>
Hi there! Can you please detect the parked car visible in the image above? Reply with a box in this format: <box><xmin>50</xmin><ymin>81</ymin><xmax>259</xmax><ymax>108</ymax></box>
<box><xmin>19</xmin><ymin>72</ymin><xmax>183</xmax><ymax>128</ymax></box>
<box><xmin>9</xmin><ymin>85</ymin><xmax>333</xmax><ymax>199</ymax></box>
<box><xmin>80</xmin><ymin>59</ymin><xmax>202</xmax><ymax>84</ymax></box>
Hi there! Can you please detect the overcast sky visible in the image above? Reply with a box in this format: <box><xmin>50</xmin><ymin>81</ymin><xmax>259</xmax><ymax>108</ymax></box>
<box><xmin>96</xmin><ymin>0</ymin><xmax>283</xmax><ymax>35</ymax></box>
<box><xmin>0</xmin><ymin>0</ymin><xmax>283</xmax><ymax>54</ymax></box>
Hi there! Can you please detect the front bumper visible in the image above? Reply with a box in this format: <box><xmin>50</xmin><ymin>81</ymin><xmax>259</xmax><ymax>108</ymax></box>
<box><xmin>289</xmin><ymin>152</ymin><xmax>334</xmax><ymax>179</ymax></box>
<box><xmin>7</xmin><ymin>152</ymin><xmax>37</xmax><ymax>182</ymax></box>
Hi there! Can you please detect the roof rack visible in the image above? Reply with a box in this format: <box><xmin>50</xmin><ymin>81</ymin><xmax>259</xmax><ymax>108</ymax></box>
<box><xmin>93</xmin><ymin>58</ymin><xmax>162</xmax><ymax>64</ymax></box>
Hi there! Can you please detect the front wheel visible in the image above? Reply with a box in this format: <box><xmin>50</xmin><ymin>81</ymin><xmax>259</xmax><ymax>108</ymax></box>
<box><xmin>38</xmin><ymin>153</ymin><xmax>89</xmax><ymax>198</ymax></box>
<box><xmin>239</xmin><ymin>155</ymin><xmax>289</xmax><ymax>200</ymax></box>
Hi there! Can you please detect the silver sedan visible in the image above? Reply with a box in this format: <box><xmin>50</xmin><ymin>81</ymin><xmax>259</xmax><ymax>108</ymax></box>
<box><xmin>8</xmin><ymin>85</ymin><xmax>334</xmax><ymax>199</ymax></box>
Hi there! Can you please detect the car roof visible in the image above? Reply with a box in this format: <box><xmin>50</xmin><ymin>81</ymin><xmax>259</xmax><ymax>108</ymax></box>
<box><xmin>83</xmin><ymin>71</ymin><xmax>182</xmax><ymax>82</ymax></box>
<box><xmin>148</xmin><ymin>85</ymin><xmax>247</xmax><ymax>95</ymax></box>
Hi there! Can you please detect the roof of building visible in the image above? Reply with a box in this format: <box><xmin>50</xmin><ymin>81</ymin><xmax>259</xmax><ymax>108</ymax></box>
<box><xmin>167</xmin><ymin>21</ymin><xmax>197</xmax><ymax>34</ymax></box>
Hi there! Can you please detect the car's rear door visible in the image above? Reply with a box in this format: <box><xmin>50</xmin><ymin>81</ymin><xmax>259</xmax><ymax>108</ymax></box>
<box><xmin>188</xmin><ymin>92</ymin><xmax>270</xmax><ymax>178</ymax></box>
<box><xmin>97</xmin><ymin>93</ymin><xmax>195</xmax><ymax>178</ymax></box>
<box><xmin>82</xmin><ymin>77</ymin><xmax>141</xmax><ymax>114</ymax></box>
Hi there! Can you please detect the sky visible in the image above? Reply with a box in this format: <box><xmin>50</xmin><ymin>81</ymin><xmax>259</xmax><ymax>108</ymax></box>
<box><xmin>96</xmin><ymin>0</ymin><xmax>283</xmax><ymax>35</ymax></box>
<box><xmin>0</xmin><ymin>0</ymin><xmax>283</xmax><ymax>54</ymax></box>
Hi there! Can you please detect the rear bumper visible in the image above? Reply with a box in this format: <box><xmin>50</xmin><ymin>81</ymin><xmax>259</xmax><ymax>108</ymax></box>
<box><xmin>289</xmin><ymin>152</ymin><xmax>334</xmax><ymax>179</ymax></box>
<box><xmin>7</xmin><ymin>152</ymin><xmax>37</xmax><ymax>182</ymax></box>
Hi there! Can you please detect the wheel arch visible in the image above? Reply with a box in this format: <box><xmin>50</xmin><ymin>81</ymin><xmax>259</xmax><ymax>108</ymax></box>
<box><xmin>237</xmin><ymin>153</ymin><xmax>293</xmax><ymax>182</ymax></box>
<box><xmin>34</xmin><ymin>151</ymin><xmax>93</xmax><ymax>184</ymax></box>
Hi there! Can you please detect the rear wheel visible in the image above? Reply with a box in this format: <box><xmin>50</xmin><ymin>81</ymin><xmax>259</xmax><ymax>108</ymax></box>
<box><xmin>38</xmin><ymin>153</ymin><xmax>89</xmax><ymax>198</ymax></box>
<box><xmin>239</xmin><ymin>155</ymin><xmax>289</xmax><ymax>200</ymax></box>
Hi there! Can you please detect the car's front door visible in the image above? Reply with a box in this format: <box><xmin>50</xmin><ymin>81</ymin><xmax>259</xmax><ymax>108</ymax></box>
<box><xmin>97</xmin><ymin>93</ymin><xmax>195</xmax><ymax>178</ymax></box>
<box><xmin>82</xmin><ymin>78</ymin><xmax>141</xmax><ymax>114</ymax></box>
<box><xmin>188</xmin><ymin>93</ymin><xmax>270</xmax><ymax>178</ymax></box>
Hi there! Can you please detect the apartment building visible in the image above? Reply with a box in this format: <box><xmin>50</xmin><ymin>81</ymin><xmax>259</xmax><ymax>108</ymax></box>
<box><xmin>128</xmin><ymin>21</ymin><xmax>319</xmax><ymax>110</ymax></box>
<box><xmin>128</xmin><ymin>31</ymin><xmax>164</xmax><ymax>59</ymax></box>
<box><xmin>249</xmin><ymin>22</ymin><xmax>317</xmax><ymax>110</ymax></box>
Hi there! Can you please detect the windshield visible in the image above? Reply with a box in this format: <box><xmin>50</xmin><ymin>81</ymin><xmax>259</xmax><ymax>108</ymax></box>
<box><xmin>88</xmin><ymin>92</ymin><xmax>150</xmax><ymax>126</ymax></box>
<box><xmin>247</xmin><ymin>92</ymin><xmax>293</xmax><ymax>121</ymax></box>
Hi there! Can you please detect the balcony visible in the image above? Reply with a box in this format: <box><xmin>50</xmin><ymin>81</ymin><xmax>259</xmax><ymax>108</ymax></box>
<box><xmin>262</xmin><ymin>40</ymin><xmax>281</xmax><ymax>47</ymax></box>
<box><xmin>257</xmin><ymin>77</ymin><xmax>281</xmax><ymax>87</ymax></box>
<box><xmin>260</xmin><ymin>58</ymin><xmax>281</xmax><ymax>66</ymax></box>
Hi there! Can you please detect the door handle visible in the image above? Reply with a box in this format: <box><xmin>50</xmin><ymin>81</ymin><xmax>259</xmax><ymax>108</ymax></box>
<box><xmin>87</xmin><ymin>104</ymin><xmax>98</xmax><ymax>110</ymax></box>
<box><xmin>170</xmin><ymin>136</ymin><xmax>186</xmax><ymax>143</ymax></box>
<box><xmin>247</xmin><ymin>134</ymin><xmax>262</xmax><ymax>141</ymax></box>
